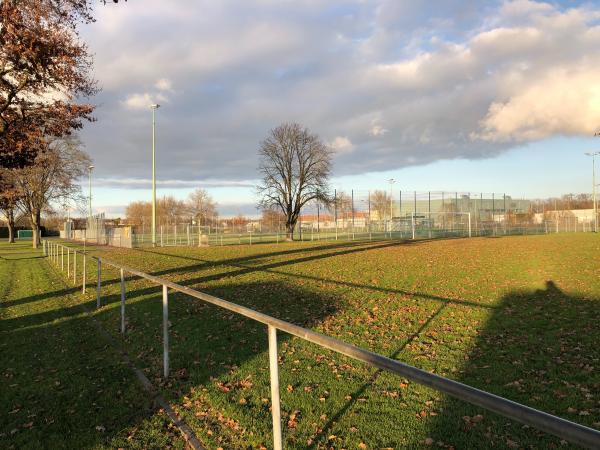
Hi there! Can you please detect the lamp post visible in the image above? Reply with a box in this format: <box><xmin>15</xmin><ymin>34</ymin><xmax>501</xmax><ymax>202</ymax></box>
<box><xmin>585</xmin><ymin>149</ymin><xmax>599</xmax><ymax>232</ymax></box>
<box><xmin>150</xmin><ymin>104</ymin><xmax>161</xmax><ymax>247</ymax></box>
<box><xmin>388</xmin><ymin>178</ymin><xmax>395</xmax><ymax>236</ymax></box>
<box><xmin>88</xmin><ymin>165</ymin><xmax>94</xmax><ymax>219</ymax></box>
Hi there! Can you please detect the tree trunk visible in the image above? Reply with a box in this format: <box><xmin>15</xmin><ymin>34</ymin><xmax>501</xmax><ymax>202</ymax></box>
<box><xmin>7</xmin><ymin>209</ymin><xmax>15</xmax><ymax>243</ymax></box>
<box><xmin>31</xmin><ymin>209</ymin><xmax>40</xmax><ymax>248</ymax></box>
<box><xmin>286</xmin><ymin>221</ymin><xmax>294</xmax><ymax>241</ymax></box>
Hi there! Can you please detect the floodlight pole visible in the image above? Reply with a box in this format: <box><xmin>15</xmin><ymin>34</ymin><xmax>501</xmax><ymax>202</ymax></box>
<box><xmin>594</xmin><ymin>153</ymin><xmax>598</xmax><ymax>233</ymax></box>
<box><xmin>151</xmin><ymin>104</ymin><xmax>161</xmax><ymax>247</ymax></box>
<box><xmin>388</xmin><ymin>178</ymin><xmax>395</xmax><ymax>237</ymax></box>
<box><xmin>88</xmin><ymin>165</ymin><xmax>94</xmax><ymax>219</ymax></box>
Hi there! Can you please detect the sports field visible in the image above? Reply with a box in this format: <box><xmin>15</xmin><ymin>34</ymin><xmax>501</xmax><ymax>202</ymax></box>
<box><xmin>2</xmin><ymin>234</ymin><xmax>599</xmax><ymax>449</ymax></box>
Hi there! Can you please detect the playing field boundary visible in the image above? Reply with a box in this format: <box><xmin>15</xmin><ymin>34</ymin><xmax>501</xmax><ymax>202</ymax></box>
<box><xmin>43</xmin><ymin>239</ymin><xmax>600</xmax><ymax>449</ymax></box>
<box><xmin>42</xmin><ymin>244</ymin><xmax>205</xmax><ymax>450</ymax></box>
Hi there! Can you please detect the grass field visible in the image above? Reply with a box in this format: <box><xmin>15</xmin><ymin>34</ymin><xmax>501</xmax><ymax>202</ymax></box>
<box><xmin>2</xmin><ymin>234</ymin><xmax>600</xmax><ymax>449</ymax></box>
<box><xmin>0</xmin><ymin>241</ymin><xmax>186</xmax><ymax>449</ymax></box>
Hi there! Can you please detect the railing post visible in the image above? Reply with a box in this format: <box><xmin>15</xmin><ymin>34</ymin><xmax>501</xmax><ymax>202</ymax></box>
<box><xmin>96</xmin><ymin>258</ymin><xmax>102</xmax><ymax>308</ymax></box>
<box><xmin>162</xmin><ymin>284</ymin><xmax>169</xmax><ymax>378</ymax></box>
<box><xmin>81</xmin><ymin>251</ymin><xmax>86</xmax><ymax>293</ymax></box>
<box><xmin>120</xmin><ymin>268</ymin><xmax>126</xmax><ymax>334</ymax></box>
<box><xmin>268</xmin><ymin>325</ymin><xmax>283</xmax><ymax>450</ymax></box>
<box><xmin>72</xmin><ymin>250</ymin><xmax>76</xmax><ymax>284</ymax></box>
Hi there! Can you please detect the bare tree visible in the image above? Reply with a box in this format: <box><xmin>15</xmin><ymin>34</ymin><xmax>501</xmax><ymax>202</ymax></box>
<box><xmin>328</xmin><ymin>191</ymin><xmax>352</xmax><ymax>227</ymax></box>
<box><xmin>11</xmin><ymin>136</ymin><xmax>90</xmax><ymax>247</ymax></box>
<box><xmin>257</xmin><ymin>122</ymin><xmax>332</xmax><ymax>240</ymax></box>
<box><xmin>371</xmin><ymin>190</ymin><xmax>389</xmax><ymax>222</ymax></box>
<box><xmin>187</xmin><ymin>188</ymin><xmax>217</xmax><ymax>226</ymax></box>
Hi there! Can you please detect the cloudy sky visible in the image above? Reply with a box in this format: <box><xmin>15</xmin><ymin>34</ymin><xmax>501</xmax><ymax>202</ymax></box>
<box><xmin>78</xmin><ymin>0</ymin><xmax>600</xmax><ymax>217</ymax></box>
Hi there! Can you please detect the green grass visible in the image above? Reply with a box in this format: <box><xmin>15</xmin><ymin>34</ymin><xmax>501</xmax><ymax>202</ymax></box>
<box><xmin>0</xmin><ymin>241</ymin><xmax>186</xmax><ymax>449</ymax></box>
<box><xmin>4</xmin><ymin>234</ymin><xmax>600</xmax><ymax>449</ymax></box>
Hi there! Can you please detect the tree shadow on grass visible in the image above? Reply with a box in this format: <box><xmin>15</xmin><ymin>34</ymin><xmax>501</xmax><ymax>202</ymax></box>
<box><xmin>423</xmin><ymin>281</ymin><xmax>600</xmax><ymax>449</ymax></box>
<box><xmin>89</xmin><ymin>277</ymin><xmax>345</xmax><ymax>448</ymax></box>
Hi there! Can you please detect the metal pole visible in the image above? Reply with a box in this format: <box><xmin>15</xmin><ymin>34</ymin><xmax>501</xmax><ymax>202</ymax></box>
<box><xmin>411</xmin><ymin>212</ymin><xmax>415</xmax><ymax>240</ymax></box>
<box><xmin>468</xmin><ymin>213</ymin><xmax>472</xmax><ymax>238</ymax></box>
<box><xmin>503</xmin><ymin>194</ymin><xmax>507</xmax><ymax>235</ymax></box>
<box><xmin>368</xmin><ymin>190</ymin><xmax>371</xmax><ymax>240</ymax></box>
<box><xmin>73</xmin><ymin>250</ymin><xmax>77</xmax><ymax>285</ymax></box>
<box><xmin>81</xmin><ymin>250</ymin><xmax>86</xmax><ymax>292</ymax></box>
<box><xmin>61</xmin><ymin>245</ymin><xmax>64</xmax><ymax>271</ymax></box>
<box><xmin>428</xmin><ymin>191</ymin><xmax>431</xmax><ymax>239</ymax></box>
<box><xmin>351</xmin><ymin>189</ymin><xmax>355</xmax><ymax>240</ymax></box>
<box><xmin>88</xmin><ymin>166</ymin><xmax>93</xmax><ymax>219</ymax></box>
<box><xmin>592</xmin><ymin>153</ymin><xmax>597</xmax><ymax>232</ymax></box>
<box><xmin>268</xmin><ymin>325</ymin><xmax>283</xmax><ymax>450</ymax></box>
<box><xmin>151</xmin><ymin>105</ymin><xmax>159</xmax><ymax>247</ymax></box>
<box><xmin>334</xmin><ymin>189</ymin><xmax>338</xmax><ymax>240</ymax></box>
<box><xmin>162</xmin><ymin>284</ymin><xmax>169</xmax><ymax>378</ymax></box>
<box><xmin>120</xmin><ymin>268</ymin><xmax>126</xmax><ymax>334</ymax></box>
<box><xmin>67</xmin><ymin>248</ymin><xmax>70</xmax><ymax>277</ymax></box>
<box><xmin>96</xmin><ymin>258</ymin><xmax>102</xmax><ymax>307</ymax></box>
<box><xmin>492</xmin><ymin>193</ymin><xmax>496</xmax><ymax>236</ymax></box>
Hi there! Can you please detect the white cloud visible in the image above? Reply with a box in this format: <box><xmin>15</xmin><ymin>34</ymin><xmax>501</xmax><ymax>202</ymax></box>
<box><xmin>474</xmin><ymin>66</ymin><xmax>600</xmax><ymax>142</ymax></box>
<box><xmin>329</xmin><ymin>136</ymin><xmax>354</xmax><ymax>154</ymax></box>
<box><xmin>79</xmin><ymin>0</ymin><xmax>600</xmax><ymax>183</ymax></box>
<box><xmin>369</xmin><ymin>123</ymin><xmax>388</xmax><ymax>137</ymax></box>
<box><xmin>122</xmin><ymin>92</ymin><xmax>167</xmax><ymax>110</ymax></box>
<box><xmin>155</xmin><ymin>78</ymin><xmax>173</xmax><ymax>92</ymax></box>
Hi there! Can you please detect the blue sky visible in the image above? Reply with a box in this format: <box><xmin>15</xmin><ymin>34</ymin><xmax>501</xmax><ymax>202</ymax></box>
<box><xmin>74</xmin><ymin>1</ymin><xmax>600</xmax><ymax>217</ymax></box>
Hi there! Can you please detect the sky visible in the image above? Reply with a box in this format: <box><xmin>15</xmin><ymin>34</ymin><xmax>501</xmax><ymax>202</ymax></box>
<box><xmin>75</xmin><ymin>0</ymin><xmax>600</xmax><ymax>217</ymax></box>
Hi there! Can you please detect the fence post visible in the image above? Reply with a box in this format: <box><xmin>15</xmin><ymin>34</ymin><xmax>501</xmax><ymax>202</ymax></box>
<box><xmin>67</xmin><ymin>248</ymin><xmax>70</xmax><ymax>278</ymax></box>
<box><xmin>61</xmin><ymin>245</ymin><xmax>64</xmax><ymax>271</ymax></box>
<box><xmin>468</xmin><ymin>213</ymin><xmax>472</xmax><ymax>238</ymax></box>
<box><xmin>161</xmin><ymin>226</ymin><xmax>163</xmax><ymax>247</ymax></box>
<box><xmin>268</xmin><ymin>325</ymin><xmax>283</xmax><ymax>450</ymax></box>
<box><xmin>96</xmin><ymin>258</ymin><xmax>102</xmax><ymax>308</ymax></box>
<box><xmin>120</xmin><ymin>268</ymin><xmax>126</xmax><ymax>334</ymax></box>
<box><xmin>81</xmin><ymin>251</ymin><xmax>86</xmax><ymax>293</ymax></box>
<box><xmin>162</xmin><ymin>284</ymin><xmax>169</xmax><ymax>378</ymax></box>
<box><xmin>411</xmin><ymin>212</ymin><xmax>416</xmax><ymax>240</ymax></box>
<box><xmin>187</xmin><ymin>224</ymin><xmax>190</xmax><ymax>246</ymax></box>
<box><xmin>73</xmin><ymin>250</ymin><xmax>77</xmax><ymax>285</ymax></box>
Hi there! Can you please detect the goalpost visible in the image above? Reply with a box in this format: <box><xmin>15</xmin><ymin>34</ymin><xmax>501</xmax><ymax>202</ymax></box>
<box><xmin>409</xmin><ymin>211</ymin><xmax>471</xmax><ymax>239</ymax></box>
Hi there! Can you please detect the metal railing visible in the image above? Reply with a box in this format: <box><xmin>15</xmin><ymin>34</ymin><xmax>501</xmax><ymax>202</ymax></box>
<box><xmin>42</xmin><ymin>239</ymin><xmax>600</xmax><ymax>449</ymax></box>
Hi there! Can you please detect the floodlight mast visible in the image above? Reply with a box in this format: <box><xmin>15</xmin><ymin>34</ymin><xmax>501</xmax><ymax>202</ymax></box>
<box><xmin>150</xmin><ymin>104</ymin><xmax>161</xmax><ymax>247</ymax></box>
<box><xmin>88</xmin><ymin>165</ymin><xmax>94</xmax><ymax>219</ymax></box>
<box><xmin>388</xmin><ymin>178</ymin><xmax>396</xmax><ymax>236</ymax></box>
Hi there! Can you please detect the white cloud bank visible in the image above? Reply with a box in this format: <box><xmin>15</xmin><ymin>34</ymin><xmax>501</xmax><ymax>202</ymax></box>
<box><xmin>81</xmin><ymin>0</ymin><xmax>600</xmax><ymax>182</ymax></box>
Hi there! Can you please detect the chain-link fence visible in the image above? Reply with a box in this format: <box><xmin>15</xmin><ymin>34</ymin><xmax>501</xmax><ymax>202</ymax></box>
<box><xmin>127</xmin><ymin>191</ymin><xmax>598</xmax><ymax>248</ymax></box>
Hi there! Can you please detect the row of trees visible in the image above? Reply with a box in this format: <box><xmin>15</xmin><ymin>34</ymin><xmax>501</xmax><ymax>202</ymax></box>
<box><xmin>125</xmin><ymin>188</ymin><xmax>218</xmax><ymax>227</ymax></box>
<box><xmin>0</xmin><ymin>138</ymin><xmax>90</xmax><ymax>245</ymax></box>
<box><xmin>0</xmin><ymin>0</ymin><xmax>114</xmax><ymax>246</ymax></box>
